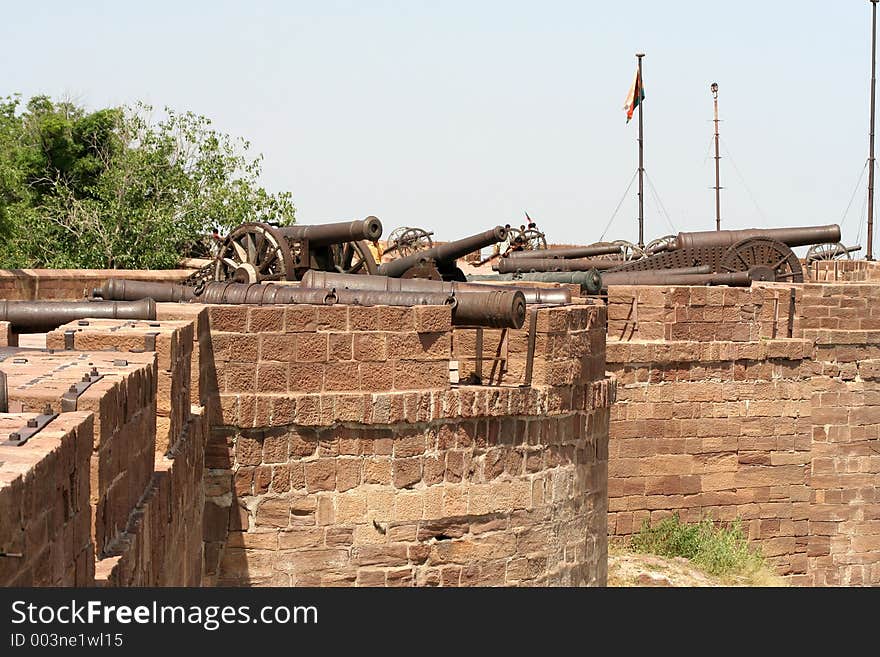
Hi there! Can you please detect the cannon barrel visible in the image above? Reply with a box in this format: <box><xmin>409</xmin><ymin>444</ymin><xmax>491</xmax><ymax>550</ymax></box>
<box><xmin>601</xmin><ymin>268</ymin><xmax>751</xmax><ymax>289</ymax></box>
<box><xmin>599</xmin><ymin>266</ymin><xmax>713</xmax><ymax>287</ymax></box>
<box><xmin>506</xmin><ymin>244</ymin><xmax>622</xmax><ymax>259</ymax></box>
<box><xmin>378</xmin><ymin>226</ymin><xmax>508</xmax><ymax>278</ymax></box>
<box><xmin>467</xmin><ymin>271</ymin><xmax>603</xmax><ymax>296</ymax></box>
<box><xmin>669</xmin><ymin>224</ymin><xmax>841</xmax><ymax>251</ymax></box>
<box><xmin>0</xmin><ymin>299</ymin><xmax>157</xmax><ymax>333</ymax></box>
<box><xmin>277</xmin><ymin>216</ymin><xmax>383</xmax><ymax>247</ymax></box>
<box><xmin>92</xmin><ymin>278</ymin><xmax>197</xmax><ymax>303</ymax></box>
<box><xmin>194</xmin><ymin>281</ymin><xmax>522</xmax><ymax>328</ymax></box>
<box><xmin>301</xmin><ymin>270</ymin><xmax>570</xmax><ymax>305</ymax></box>
<box><xmin>452</xmin><ymin>290</ymin><xmax>526</xmax><ymax>329</ymax></box>
<box><xmin>495</xmin><ymin>256</ymin><xmax>620</xmax><ymax>274</ymax></box>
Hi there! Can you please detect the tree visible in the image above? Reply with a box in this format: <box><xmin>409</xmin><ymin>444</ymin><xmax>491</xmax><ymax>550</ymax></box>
<box><xmin>0</xmin><ymin>95</ymin><xmax>295</xmax><ymax>269</ymax></box>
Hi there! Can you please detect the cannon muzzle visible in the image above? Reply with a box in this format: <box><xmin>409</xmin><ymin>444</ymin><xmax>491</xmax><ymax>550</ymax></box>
<box><xmin>0</xmin><ymin>298</ymin><xmax>157</xmax><ymax>333</ymax></box>
<box><xmin>669</xmin><ymin>224</ymin><xmax>841</xmax><ymax>251</ymax></box>
<box><xmin>378</xmin><ymin>226</ymin><xmax>508</xmax><ymax>278</ymax></box>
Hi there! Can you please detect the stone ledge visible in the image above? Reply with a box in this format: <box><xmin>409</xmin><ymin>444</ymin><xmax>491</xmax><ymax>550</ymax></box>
<box><xmin>607</xmin><ymin>339</ymin><xmax>812</xmax><ymax>364</ymax></box>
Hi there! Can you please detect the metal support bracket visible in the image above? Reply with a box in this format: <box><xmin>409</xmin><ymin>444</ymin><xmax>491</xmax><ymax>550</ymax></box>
<box><xmin>3</xmin><ymin>412</ymin><xmax>58</xmax><ymax>447</ymax></box>
<box><xmin>61</xmin><ymin>372</ymin><xmax>104</xmax><ymax>412</ymax></box>
<box><xmin>521</xmin><ymin>308</ymin><xmax>539</xmax><ymax>388</ymax></box>
<box><xmin>64</xmin><ymin>330</ymin><xmax>76</xmax><ymax>350</ymax></box>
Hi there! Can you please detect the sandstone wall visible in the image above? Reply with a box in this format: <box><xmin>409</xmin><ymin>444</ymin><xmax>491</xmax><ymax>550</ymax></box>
<box><xmin>606</xmin><ymin>281</ymin><xmax>880</xmax><ymax>586</ymax></box>
<box><xmin>200</xmin><ymin>301</ymin><xmax>614</xmax><ymax>587</ymax></box>
<box><xmin>0</xmin><ymin>412</ymin><xmax>95</xmax><ymax>586</ymax></box>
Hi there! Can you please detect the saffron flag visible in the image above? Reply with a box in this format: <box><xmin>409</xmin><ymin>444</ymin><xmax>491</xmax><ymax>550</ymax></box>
<box><xmin>623</xmin><ymin>68</ymin><xmax>645</xmax><ymax>123</ymax></box>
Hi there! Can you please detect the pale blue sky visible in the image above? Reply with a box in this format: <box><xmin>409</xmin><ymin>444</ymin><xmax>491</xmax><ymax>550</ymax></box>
<box><xmin>1</xmin><ymin>1</ymin><xmax>875</xmax><ymax>247</ymax></box>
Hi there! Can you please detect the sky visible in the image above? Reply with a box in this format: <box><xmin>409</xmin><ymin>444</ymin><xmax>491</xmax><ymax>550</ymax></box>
<box><xmin>0</xmin><ymin>1</ymin><xmax>876</xmax><ymax>248</ymax></box>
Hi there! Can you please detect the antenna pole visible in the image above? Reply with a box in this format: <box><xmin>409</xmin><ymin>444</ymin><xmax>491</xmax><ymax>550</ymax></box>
<box><xmin>712</xmin><ymin>83</ymin><xmax>722</xmax><ymax>231</ymax></box>
<box><xmin>637</xmin><ymin>53</ymin><xmax>646</xmax><ymax>248</ymax></box>
<box><xmin>869</xmin><ymin>0</ymin><xmax>878</xmax><ymax>260</ymax></box>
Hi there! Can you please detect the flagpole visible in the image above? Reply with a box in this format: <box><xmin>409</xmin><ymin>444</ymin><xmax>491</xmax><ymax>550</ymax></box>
<box><xmin>869</xmin><ymin>0</ymin><xmax>878</xmax><ymax>261</ymax></box>
<box><xmin>637</xmin><ymin>53</ymin><xmax>645</xmax><ymax>249</ymax></box>
<box><xmin>712</xmin><ymin>82</ymin><xmax>722</xmax><ymax>231</ymax></box>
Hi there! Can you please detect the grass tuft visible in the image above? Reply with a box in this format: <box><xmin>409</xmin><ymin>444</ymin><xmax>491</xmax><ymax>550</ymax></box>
<box><xmin>630</xmin><ymin>513</ymin><xmax>777</xmax><ymax>583</ymax></box>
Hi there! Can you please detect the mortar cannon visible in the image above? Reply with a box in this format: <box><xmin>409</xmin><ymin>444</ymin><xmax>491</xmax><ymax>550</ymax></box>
<box><xmin>377</xmin><ymin>226</ymin><xmax>508</xmax><ymax>281</ymax></box>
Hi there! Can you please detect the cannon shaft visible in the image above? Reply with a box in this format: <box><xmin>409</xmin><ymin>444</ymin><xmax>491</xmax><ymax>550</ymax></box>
<box><xmin>0</xmin><ymin>299</ymin><xmax>157</xmax><ymax>333</ymax></box>
<box><xmin>378</xmin><ymin>226</ymin><xmax>508</xmax><ymax>278</ymax></box>
<box><xmin>277</xmin><ymin>217</ymin><xmax>383</xmax><ymax>247</ymax></box>
<box><xmin>495</xmin><ymin>256</ymin><xmax>620</xmax><ymax>274</ymax></box>
<box><xmin>195</xmin><ymin>282</ymin><xmax>523</xmax><ymax>328</ymax></box>
<box><xmin>301</xmin><ymin>271</ymin><xmax>570</xmax><ymax>305</ymax></box>
<box><xmin>92</xmin><ymin>279</ymin><xmax>197</xmax><ymax>303</ymax></box>
<box><xmin>670</xmin><ymin>224</ymin><xmax>841</xmax><ymax>251</ymax></box>
<box><xmin>468</xmin><ymin>271</ymin><xmax>603</xmax><ymax>295</ymax></box>
<box><xmin>506</xmin><ymin>244</ymin><xmax>622</xmax><ymax>259</ymax></box>
<box><xmin>601</xmin><ymin>269</ymin><xmax>752</xmax><ymax>289</ymax></box>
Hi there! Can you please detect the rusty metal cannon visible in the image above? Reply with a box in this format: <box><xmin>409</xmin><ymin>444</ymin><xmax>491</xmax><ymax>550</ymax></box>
<box><xmin>604</xmin><ymin>224</ymin><xmax>842</xmax><ymax>283</ymax></box>
<box><xmin>494</xmin><ymin>255</ymin><xmax>623</xmax><ymax>274</ymax></box>
<box><xmin>90</xmin><ymin>278</ymin><xmax>525</xmax><ymax>328</ymax></box>
<box><xmin>197</xmin><ymin>281</ymin><xmax>525</xmax><ymax>329</ymax></box>
<box><xmin>506</xmin><ymin>244</ymin><xmax>624</xmax><ymax>260</ymax></box>
<box><xmin>301</xmin><ymin>270</ymin><xmax>571</xmax><ymax>305</ymax></box>
<box><xmin>92</xmin><ymin>278</ymin><xmax>197</xmax><ymax>303</ymax></box>
<box><xmin>205</xmin><ymin>217</ymin><xmax>384</xmax><ymax>285</ymax></box>
<box><xmin>377</xmin><ymin>226</ymin><xmax>508</xmax><ymax>281</ymax></box>
<box><xmin>0</xmin><ymin>298</ymin><xmax>156</xmax><ymax>333</ymax></box>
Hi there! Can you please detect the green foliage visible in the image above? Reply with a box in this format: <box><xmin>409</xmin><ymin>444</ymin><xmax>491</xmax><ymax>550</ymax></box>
<box><xmin>0</xmin><ymin>95</ymin><xmax>295</xmax><ymax>269</ymax></box>
<box><xmin>630</xmin><ymin>513</ymin><xmax>768</xmax><ymax>579</ymax></box>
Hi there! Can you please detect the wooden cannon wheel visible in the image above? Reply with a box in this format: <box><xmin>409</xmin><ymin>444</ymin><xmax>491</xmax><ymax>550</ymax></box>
<box><xmin>805</xmin><ymin>242</ymin><xmax>853</xmax><ymax>264</ymax></box>
<box><xmin>214</xmin><ymin>222</ymin><xmax>296</xmax><ymax>283</ymax></box>
<box><xmin>719</xmin><ymin>237</ymin><xmax>804</xmax><ymax>282</ymax></box>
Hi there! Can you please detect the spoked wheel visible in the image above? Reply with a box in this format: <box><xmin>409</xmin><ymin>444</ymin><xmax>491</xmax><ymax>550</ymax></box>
<box><xmin>805</xmin><ymin>242</ymin><xmax>854</xmax><ymax>264</ymax></box>
<box><xmin>612</xmin><ymin>239</ymin><xmax>645</xmax><ymax>261</ymax></box>
<box><xmin>392</xmin><ymin>227</ymin><xmax>433</xmax><ymax>258</ymax></box>
<box><xmin>214</xmin><ymin>222</ymin><xmax>295</xmax><ymax>283</ymax></box>
<box><xmin>719</xmin><ymin>237</ymin><xmax>803</xmax><ymax>282</ymax></box>
<box><xmin>645</xmin><ymin>234</ymin><xmax>676</xmax><ymax>255</ymax></box>
<box><xmin>518</xmin><ymin>229</ymin><xmax>547</xmax><ymax>251</ymax></box>
<box><xmin>328</xmin><ymin>240</ymin><xmax>380</xmax><ymax>275</ymax></box>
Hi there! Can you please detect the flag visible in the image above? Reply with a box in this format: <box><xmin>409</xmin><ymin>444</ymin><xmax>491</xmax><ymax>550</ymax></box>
<box><xmin>623</xmin><ymin>68</ymin><xmax>645</xmax><ymax>123</ymax></box>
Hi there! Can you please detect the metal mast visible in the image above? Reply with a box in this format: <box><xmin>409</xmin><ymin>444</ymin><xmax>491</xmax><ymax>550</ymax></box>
<box><xmin>711</xmin><ymin>82</ymin><xmax>722</xmax><ymax>231</ymax></box>
<box><xmin>637</xmin><ymin>53</ymin><xmax>646</xmax><ymax>248</ymax></box>
<box><xmin>870</xmin><ymin>0</ymin><xmax>878</xmax><ymax>260</ymax></box>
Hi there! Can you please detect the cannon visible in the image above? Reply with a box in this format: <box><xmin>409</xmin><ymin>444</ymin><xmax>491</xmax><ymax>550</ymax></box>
<box><xmin>604</xmin><ymin>224</ymin><xmax>843</xmax><ymax>283</ymax></box>
<box><xmin>506</xmin><ymin>244</ymin><xmax>624</xmax><ymax>260</ymax></box>
<box><xmin>0</xmin><ymin>299</ymin><xmax>156</xmax><ymax>333</ymax></box>
<box><xmin>805</xmin><ymin>243</ymin><xmax>862</xmax><ymax>264</ymax></box>
<box><xmin>384</xmin><ymin>226</ymin><xmax>434</xmax><ymax>258</ymax></box>
<box><xmin>212</xmin><ymin>217</ymin><xmax>384</xmax><ymax>284</ymax></box>
<box><xmin>377</xmin><ymin>226</ymin><xmax>508</xmax><ymax>281</ymax></box>
<box><xmin>600</xmin><ymin>268</ymin><xmax>755</xmax><ymax>290</ymax></box>
<box><xmin>494</xmin><ymin>255</ymin><xmax>623</xmax><ymax>274</ymax></box>
<box><xmin>89</xmin><ymin>278</ymin><xmax>525</xmax><ymax>328</ymax></box>
<box><xmin>468</xmin><ymin>271</ymin><xmax>604</xmax><ymax>296</ymax></box>
<box><xmin>92</xmin><ymin>278</ymin><xmax>197</xmax><ymax>303</ymax></box>
<box><xmin>301</xmin><ymin>270</ymin><xmax>571</xmax><ymax>305</ymax></box>
<box><xmin>197</xmin><ymin>281</ymin><xmax>525</xmax><ymax>329</ymax></box>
